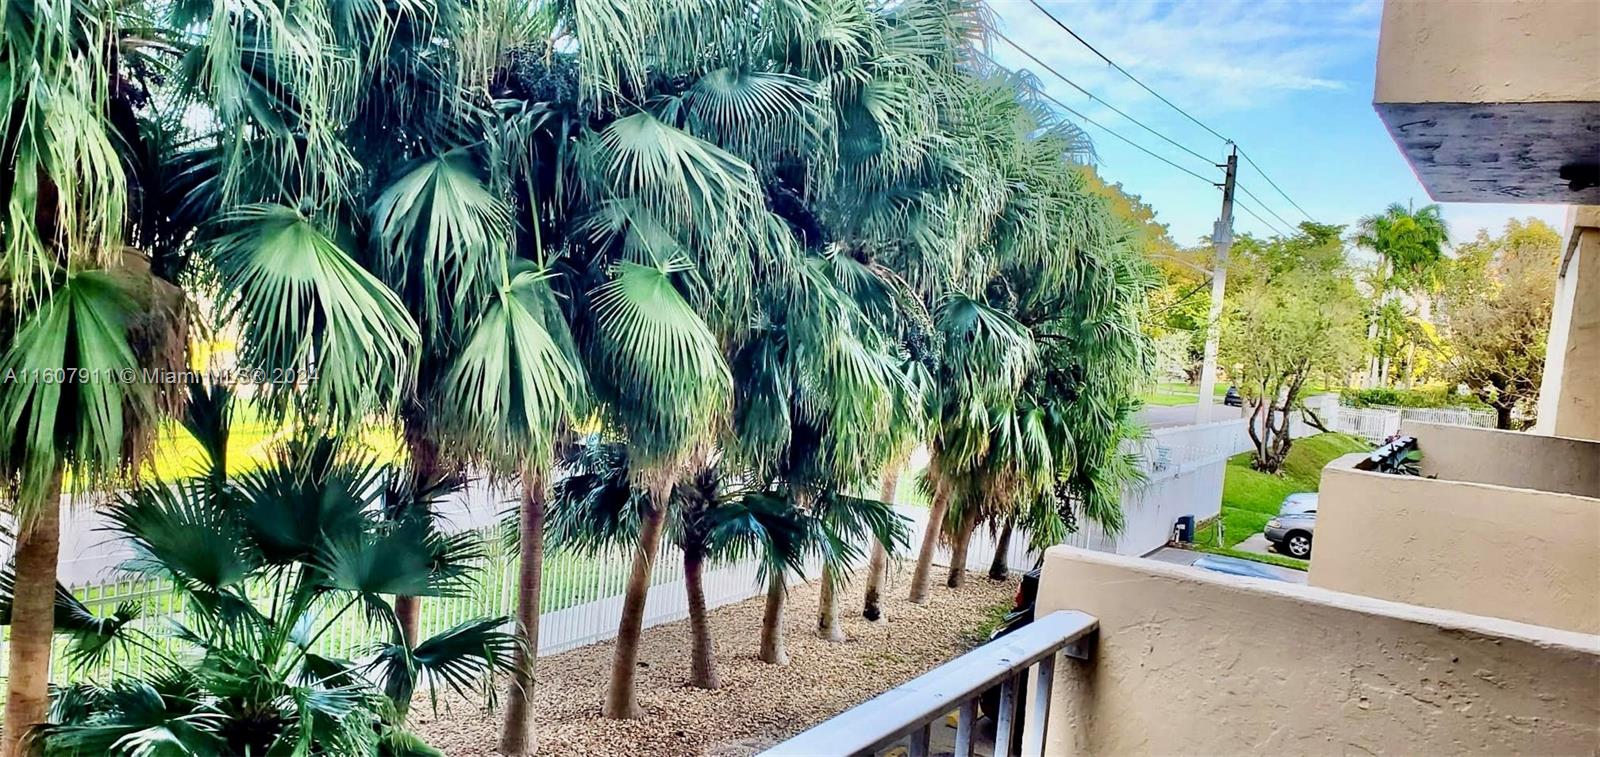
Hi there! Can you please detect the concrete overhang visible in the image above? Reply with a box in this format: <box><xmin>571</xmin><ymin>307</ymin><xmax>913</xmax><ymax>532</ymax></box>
<box><xmin>1373</xmin><ymin>0</ymin><xmax>1600</xmax><ymax>204</ymax></box>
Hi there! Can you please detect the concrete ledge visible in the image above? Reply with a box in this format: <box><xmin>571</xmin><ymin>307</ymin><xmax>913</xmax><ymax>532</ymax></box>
<box><xmin>1036</xmin><ymin>546</ymin><xmax>1600</xmax><ymax>756</ymax></box>
<box><xmin>1399</xmin><ymin>420</ymin><xmax>1600</xmax><ymax>497</ymax></box>
<box><xmin>1312</xmin><ymin>451</ymin><xmax>1600</xmax><ymax>633</ymax></box>
<box><xmin>1373</xmin><ymin>1</ymin><xmax>1600</xmax><ymax>204</ymax></box>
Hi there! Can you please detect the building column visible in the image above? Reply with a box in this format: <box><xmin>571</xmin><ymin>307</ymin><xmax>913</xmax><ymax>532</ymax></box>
<box><xmin>1536</xmin><ymin>207</ymin><xmax>1600</xmax><ymax>441</ymax></box>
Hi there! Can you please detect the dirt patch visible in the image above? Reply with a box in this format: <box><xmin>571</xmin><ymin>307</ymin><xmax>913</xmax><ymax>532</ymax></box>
<box><xmin>410</xmin><ymin>568</ymin><xmax>1015</xmax><ymax>756</ymax></box>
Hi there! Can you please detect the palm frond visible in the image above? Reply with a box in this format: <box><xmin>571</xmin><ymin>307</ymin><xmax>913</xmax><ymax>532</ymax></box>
<box><xmin>369</xmin><ymin>152</ymin><xmax>512</xmax><ymax>337</ymax></box>
<box><xmin>439</xmin><ymin>265</ymin><xmax>585</xmax><ymax>473</ymax></box>
<box><xmin>0</xmin><ymin>269</ymin><xmax>154</xmax><ymax>518</ymax></box>
<box><xmin>587</xmin><ymin>260</ymin><xmax>730</xmax><ymax>472</ymax></box>
<box><xmin>208</xmin><ymin>203</ymin><xmax>419</xmax><ymax>427</ymax></box>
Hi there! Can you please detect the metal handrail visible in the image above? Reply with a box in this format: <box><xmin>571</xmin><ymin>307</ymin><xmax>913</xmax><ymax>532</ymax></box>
<box><xmin>763</xmin><ymin>610</ymin><xmax>1098</xmax><ymax>757</ymax></box>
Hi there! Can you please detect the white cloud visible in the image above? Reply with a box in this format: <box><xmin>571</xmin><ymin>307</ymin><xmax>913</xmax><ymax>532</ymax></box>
<box><xmin>987</xmin><ymin>0</ymin><xmax>1374</xmax><ymax>115</ymax></box>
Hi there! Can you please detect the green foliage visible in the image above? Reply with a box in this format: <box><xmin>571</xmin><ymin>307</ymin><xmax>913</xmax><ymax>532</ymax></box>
<box><xmin>0</xmin><ymin>270</ymin><xmax>155</xmax><ymax>516</ymax></box>
<box><xmin>3</xmin><ymin>0</ymin><xmax>1161</xmax><ymax>728</ymax></box>
<box><xmin>1223</xmin><ymin>227</ymin><xmax>1364</xmax><ymax>472</ymax></box>
<box><xmin>1437</xmin><ymin>218</ymin><xmax>1562</xmax><ymax>428</ymax></box>
<box><xmin>1339</xmin><ymin>386</ymin><xmax>1486</xmax><ymax>410</ymax></box>
<box><xmin>35</xmin><ymin>395</ymin><xmax>513</xmax><ymax>753</ymax></box>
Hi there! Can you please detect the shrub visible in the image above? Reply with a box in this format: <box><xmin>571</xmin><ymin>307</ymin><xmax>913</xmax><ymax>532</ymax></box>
<box><xmin>1339</xmin><ymin>386</ymin><xmax>1485</xmax><ymax>410</ymax></box>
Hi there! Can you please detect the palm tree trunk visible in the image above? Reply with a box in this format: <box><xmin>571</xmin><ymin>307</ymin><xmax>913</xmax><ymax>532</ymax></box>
<box><xmin>395</xmin><ymin>429</ymin><xmax>442</xmax><ymax>647</ymax></box>
<box><xmin>988</xmin><ymin>518</ymin><xmax>1014</xmax><ymax>580</ymax></box>
<box><xmin>603</xmin><ymin>497</ymin><xmax>667</xmax><ymax>719</ymax></box>
<box><xmin>861</xmin><ymin>543</ymin><xmax>887</xmax><ymax>622</ymax></box>
<box><xmin>861</xmin><ymin>466</ymin><xmax>900</xmax><ymax>622</ymax></box>
<box><xmin>757</xmin><ymin>572</ymin><xmax>788</xmax><ymax>665</ymax></box>
<box><xmin>498</xmin><ymin>469</ymin><xmax>546</xmax><ymax>755</ymax></box>
<box><xmin>945</xmin><ymin>508</ymin><xmax>980</xmax><ymax>589</ymax></box>
<box><xmin>683</xmin><ymin>542</ymin><xmax>719</xmax><ymax>689</ymax></box>
<box><xmin>3</xmin><ymin>470</ymin><xmax>62</xmax><ymax>757</ymax></box>
<box><xmin>815</xmin><ymin>565</ymin><xmax>846</xmax><ymax>642</ymax></box>
<box><xmin>907</xmin><ymin>482</ymin><xmax>949</xmax><ymax>604</ymax></box>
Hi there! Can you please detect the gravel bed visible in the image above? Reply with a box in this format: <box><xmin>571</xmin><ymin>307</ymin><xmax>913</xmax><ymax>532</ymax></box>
<box><xmin>410</xmin><ymin>568</ymin><xmax>1015</xmax><ymax>756</ymax></box>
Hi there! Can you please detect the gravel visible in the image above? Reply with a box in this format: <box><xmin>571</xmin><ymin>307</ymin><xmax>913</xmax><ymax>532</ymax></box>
<box><xmin>410</xmin><ymin>568</ymin><xmax>1015</xmax><ymax>756</ymax></box>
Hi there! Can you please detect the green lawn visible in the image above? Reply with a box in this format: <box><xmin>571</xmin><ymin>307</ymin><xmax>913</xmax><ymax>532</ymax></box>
<box><xmin>1139</xmin><ymin>381</ymin><xmax>1227</xmax><ymax>406</ymax></box>
<box><xmin>134</xmin><ymin>405</ymin><xmax>404</xmax><ymax>482</ymax></box>
<box><xmin>1189</xmin><ymin>432</ymin><xmax>1370</xmax><ymax>570</ymax></box>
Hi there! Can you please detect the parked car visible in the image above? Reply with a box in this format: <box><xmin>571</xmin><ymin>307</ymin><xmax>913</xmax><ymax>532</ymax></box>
<box><xmin>1278</xmin><ymin>492</ymin><xmax>1318</xmax><ymax>516</ymax></box>
<box><xmin>1223</xmin><ymin>385</ymin><xmax>1243</xmax><ymax>407</ymax></box>
<box><xmin>1265</xmin><ymin>513</ymin><xmax>1316</xmax><ymax>558</ymax></box>
<box><xmin>1192</xmin><ymin>554</ymin><xmax>1289</xmax><ymax>581</ymax></box>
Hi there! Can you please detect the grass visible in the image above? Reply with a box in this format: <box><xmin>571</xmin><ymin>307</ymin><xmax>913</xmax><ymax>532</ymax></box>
<box><xmin>960</xmin><ymin>599</ymin><xmax>1015</xmax><ymax>647</ymax></box>
<box><xmin>136</xmin><ymin>406</ymin><xmax>404</xmax><ymax>482</ymax></box>
<box><xmin>1139</xmin><ymin>381</ymin><xmax>1226</xmax><ymax>406</ymax></box>
<box><xmin>54</xmin><ymin>545</ymin><xmax>640</xmax><ymax>684</ymax></box>
<box><xmin>1188</xmin><ymin>432</ymin><xmax>1371</xmax><ymax>570</ymax></box>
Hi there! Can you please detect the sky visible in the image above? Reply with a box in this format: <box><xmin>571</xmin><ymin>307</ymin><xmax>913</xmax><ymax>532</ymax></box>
<box><xmin>985</xmin><ymin>0</ymin><xmax>1569</xmax><ymax>248</ymax></box>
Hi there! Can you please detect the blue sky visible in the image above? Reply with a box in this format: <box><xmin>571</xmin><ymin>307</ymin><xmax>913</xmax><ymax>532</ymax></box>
<box><xmin>986</xmin><ymin>0</ymin><xmax>1568</xmax><ymax>248</ymax></box>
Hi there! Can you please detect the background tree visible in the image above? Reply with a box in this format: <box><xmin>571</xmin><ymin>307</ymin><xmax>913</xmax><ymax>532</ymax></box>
<box><xmin>1354</xmin><ymin>202</ymin><xmax>1449</xmax><ymax>387</ymax></box>
<box><xmin>1439</xmin><ymin>219</ymin><xmax>1562</xmax><ymax>429</ymax></box>
<box><xmin>1223</xmin><ymin>226</ymin><xmax>1364</xmax><ymax>472</ymax></box>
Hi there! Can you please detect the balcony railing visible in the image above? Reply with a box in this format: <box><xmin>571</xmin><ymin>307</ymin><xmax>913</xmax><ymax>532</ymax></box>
<box><xmin>763</xmin><ymin>610</ymin><xmax>1098</xmax><ymax>757</ymax></box>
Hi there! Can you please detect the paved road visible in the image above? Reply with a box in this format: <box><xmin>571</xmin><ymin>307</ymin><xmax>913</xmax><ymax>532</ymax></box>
<box><xmin>1139</xmin><ymin>403</ymin><xmax>1199</xmax><ymax>428</ymax></box>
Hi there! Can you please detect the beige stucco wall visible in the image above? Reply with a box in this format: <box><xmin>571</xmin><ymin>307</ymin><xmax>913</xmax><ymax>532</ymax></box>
<box><xmin>1310</xmin><ymin>453</ymin><xmax>1600</xmax><ymax>634</ymax></box>
<box><xmin>1035</xmin><ymin>547</ymin><xmax>1600</xmax><ymax>756</ymax></box>
<box><xmin>1375</xmin><ymin>0</ymin><xmax>1600</xmax><ymax>104</ymax></box>
<box><xmin>1552</xmin><ymin>210</ymin><xmax>1600</xmax><ymax>441</ymax></box>
<box><xmin>1399</xmin><ymin>420</ymin><xmax>1600</xmax><ymax>497</ymax></box>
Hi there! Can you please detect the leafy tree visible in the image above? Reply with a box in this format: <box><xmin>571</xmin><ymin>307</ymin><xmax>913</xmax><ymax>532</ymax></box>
<box><xmin>1223</xmin><ymin>228</ymin><xmax>1365</xmax><ymax>472</ymax></box>
<box><xmin>1439</xmin><ymin>219</ymin><xmax>1562</xmax><ymax>429</ymax></box>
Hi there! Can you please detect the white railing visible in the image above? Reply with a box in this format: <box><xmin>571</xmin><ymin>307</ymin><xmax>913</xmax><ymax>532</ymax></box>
<box><xmin>766</xmin><ymin>610</ymin><xmax>1098</xmax><ymax>757</ymax></box>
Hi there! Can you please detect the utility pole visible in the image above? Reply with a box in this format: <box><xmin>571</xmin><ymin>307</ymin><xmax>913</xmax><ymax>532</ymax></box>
<box><xmin>1196</xmin><ymin>144</ymin><xmax>1237</xmax><ymax>423</ymax></box>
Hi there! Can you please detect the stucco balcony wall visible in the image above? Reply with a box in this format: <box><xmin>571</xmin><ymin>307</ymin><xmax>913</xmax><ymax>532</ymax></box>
<box><xmin>1034</xmin><ymin>547</ymin><xmax>1600</xmax><ymax>756</ymax></box>
<box><xmin>1307</xmin><ymin>422</ymin><xmax>1600</xmax><ymax>634</ymax></box>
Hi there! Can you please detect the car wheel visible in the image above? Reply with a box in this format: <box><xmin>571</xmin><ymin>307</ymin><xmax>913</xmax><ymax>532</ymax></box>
<box><xmin>1284</xmin><ymin>532</ymin><xmax>1312</xmax><ymax>559</ymax></box>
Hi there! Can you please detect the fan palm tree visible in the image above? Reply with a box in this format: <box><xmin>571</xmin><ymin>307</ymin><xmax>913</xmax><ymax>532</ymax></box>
<box><xmin>35</xmin><ymin>429</ymin><xmax>515</xmax><ymax>754</ymax></box>
<box><xmin>0</xmin><ymin>0</ymin><xmax>193</xmax><ymax>742</ymax></box>
<box><xmin>482</xmin><ymin>0</ymin><xmax>844</xmax><ymax>719</ymax></box>
<box><xmin>545</xmin><ymin>444</ymin><xmax>814</xmax><ymax>690</ymax></box>
<box><xmin>1355</xmin><ymin>202</ymin><xmax>1449</xmax><ymax>385</ymax></box>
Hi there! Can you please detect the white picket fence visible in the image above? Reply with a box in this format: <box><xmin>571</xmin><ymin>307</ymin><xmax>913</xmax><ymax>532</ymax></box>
<box><xmin>22</xmin><ymin>419</ymin><xmax>1245</xmax><ymax>684</ymax></box>
<box><xmin>1294</xmin><ymin>393</ymin><xmax>1495</xmax><ymax>442</ymax></box>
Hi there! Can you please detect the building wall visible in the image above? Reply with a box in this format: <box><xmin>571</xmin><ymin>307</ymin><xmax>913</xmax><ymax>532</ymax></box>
<box><xmin>1035</xmin><ymin>547</ymin><xmax>1600</xmax><ymax>756</ymax></box>
<box><xmin>1375</xmin><ymin>0</ymin><xmax>1600</xmax><ymax>104</ymax></box>
<box><xmin>1535</xmin><ymin>214</ymin><xmax>1583</xmax><ymax>436</ymax></box>
<box><xmin>1552</xmin><ymin>212</ymin><xmax>1600</xmax><ymax>441</ymax></box>
<box><xmin>1310</xmin><ymin>453</ymin><xmax>1600</xmax><ymax>634</ymax></box>
<box><xmin>1400</xmin><ymin>421</ymin><xmax>1600</xmax><ymax>498</ymax></box>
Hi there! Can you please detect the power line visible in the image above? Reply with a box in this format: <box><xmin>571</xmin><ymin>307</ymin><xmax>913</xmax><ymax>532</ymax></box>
<box><xmin>1024</xmin><ymin>0</ymin><xmax>1228</xmax><ymax>143</ymax></box>
<box><xmin>988</xmin><ymin>27</ymin><xmax>1215</xmax><ymax>167</ymax></box>
<box><xmin>974</xmin><ymin>49</ymin><xmax>1219</xmax><ymax>188</ymax></box>
<box><xmin>1237</xmin><ymin>148</ymin><xmax>1317</xmax><ymax>222</ymax></box>
<box><xmin>1235</xmin><ymin>182</ymin><xmax>1296</xmax><ymax>232</ymax></box>
<box><xmin>977</xmin><ymin>46</ymin><xmax>1289</xmax><ymax>238</ymax></box>
<box><xmin>1234</xmin><ymin>197</ymin><xmax>1290</xmax><ymax>237</ymax></box>
<box><xmin>1019</xmin><ymin>0</ymin><xmax>1320</xmax><ymax>224</ymax></box>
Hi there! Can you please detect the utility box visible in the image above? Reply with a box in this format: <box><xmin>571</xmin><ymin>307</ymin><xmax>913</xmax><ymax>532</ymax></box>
<box><xmin>1174</xmin><ymin>515</ymin><xmax>1196</xmax><ymax>543</ymax></box>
